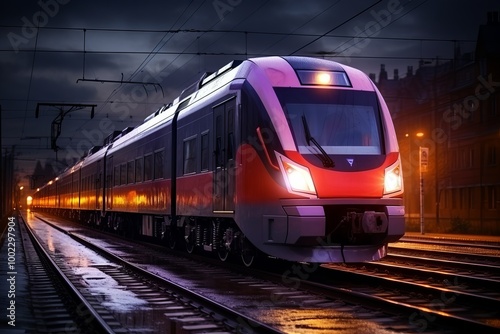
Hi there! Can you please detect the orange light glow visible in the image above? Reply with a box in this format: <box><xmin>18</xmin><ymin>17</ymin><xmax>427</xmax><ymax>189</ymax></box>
<box><xmin>316</xmin><ymin>72</ymin><xmax>332</xmax><ymax>85</ymax></box>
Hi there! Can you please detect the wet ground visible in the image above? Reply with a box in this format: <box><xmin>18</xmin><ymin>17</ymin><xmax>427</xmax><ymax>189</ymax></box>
<box><xmin>25</xmin><ymin>212</ymin><xmax>407</xmax><ymax>333</ymax></box>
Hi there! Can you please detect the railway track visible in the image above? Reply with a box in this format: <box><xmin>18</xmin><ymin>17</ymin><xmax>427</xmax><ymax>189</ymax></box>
<box><xmin>389</xmin><ymin>237</ymin><xmax>500</xmax><ymax>263</ymax></box>
<box><xmin>28</xmin><ymin>212</ymin><xmax>423</xmax><ymax>333</ymax></box>
<box><xmin>25</xmin><ymin>212</ymin><xmax>500</xmax><ymax>333</ymax></box>
<box><xmin>17</xmin><ymin>213</ymin><xmax>116</xmax><ymax>333</ymax></box>
<box><xmin>311</xmin><ymin>238</ymin><xmax>500</xmax><ymax>332</ymax></box>
<box><xmin>24</xmin><ymin>212</ymin><xmax>279</xmax><ymax>333</ymax></box>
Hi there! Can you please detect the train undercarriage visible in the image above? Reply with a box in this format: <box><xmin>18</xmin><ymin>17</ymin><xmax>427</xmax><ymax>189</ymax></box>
<box><xmin>35</xmin><ymin>208</ymin><xmax>259</xmax><ymax>267</ymax></box>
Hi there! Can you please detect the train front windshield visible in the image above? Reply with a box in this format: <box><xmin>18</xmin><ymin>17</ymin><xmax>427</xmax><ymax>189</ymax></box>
<box><xmin>276</xmin><ymin>88</ymin><xmax>384</xmax><ymax>160</ymax></box>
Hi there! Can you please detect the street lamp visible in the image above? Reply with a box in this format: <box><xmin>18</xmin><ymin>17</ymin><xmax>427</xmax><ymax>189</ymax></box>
<box><xmin>405</xmin><ymin>132</ymin><xmax>427</xmax><ymax>234</ymax></box>
<box><xmin>419</xmin><ymin>146</ymin><xmax>429</xmax><ymax>234</ymax></box>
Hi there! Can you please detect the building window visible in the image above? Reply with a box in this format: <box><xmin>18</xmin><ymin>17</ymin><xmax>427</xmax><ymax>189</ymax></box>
<box><xmin>144</xmin><ymin>154</ymin><xmax>153</xmax><ymax>181</ymax></box>
<box><xmin>135</xmin><ymin>158</ymin><xmax>143</xmax><ymax>182</ymax></box>
<box><xmin>451</xmin><ymin>150</ymin><xmax>458</xmax><ymax>170</ymax></box>
<box><xmin>489</xmin><ymin>93</ymin><xmax>498</xmax><ymax>118</ymax></box>
<box><xmin>487</xmin><ymin>145</ymin><xmax>497</xmax><ymax>166</ymax></box>
<box><xmin>201</xmin><ymin>132</ymin><xmax>209</xmax><ymax>171</ymax></box>
<box><xmin>451</xmin><ymin>188</ymin><xmax>457</xmax><ymax>209</ymax></box>
<box><xmin>488</xmin><ymin>186</ymin><xmax>497</xmax><ymax>210</ymax></box>
<box><xmin>154</xmin><ymin>150</ymin><xmax>164</xmax><ymax>179</ymax></box>
<box><xmin>183</xmin><ymin>136</ymin><xmax>197</xmax><ymax>174</ymax></box>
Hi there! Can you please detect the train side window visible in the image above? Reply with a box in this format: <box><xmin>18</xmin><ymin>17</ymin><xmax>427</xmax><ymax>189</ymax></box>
<box><xmin>201</xmin><ymin>132</ymin><xmax>209</xmax><ymax>171</ymax></box>
<box><xmin>114</xmin><ymin>166</ymin><xmax>120</xmax><ymax>186</ymax></box>
<box><xmin>135</xmin><ymin>158</ymin><xmax>143</xmax><ymax>182</ymax></box>
<box><xmin>183</xmin><ymin>136</ymin><xmax>197</xmax><ymax>174</ymax></box>
<box><xmin>144</xmin><ymin>154</ymin><xmax>153</xmax><ymax>181</ymax></box>
<box><xmin>120</xmin><ymin>164</ymin><xmax>127</xmax><ymax>185</ymax></box>
<box><xmin>154</xmin><ymin>150</ymin><xmax>164</xmax><ymax>179</ymax></box>
<box><xmin>127</xmin><ymin>161</ymin><xmax>134</xmax><ymax>184</ymax></box>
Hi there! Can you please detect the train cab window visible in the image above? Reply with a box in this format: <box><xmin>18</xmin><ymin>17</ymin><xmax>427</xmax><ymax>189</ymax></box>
<box><xmin>144</xmin><ymin>154</ymin><xmax>153</xmax><ymax>181</ymax></box>
<box><xmin>120</xmin><ymin>164</ymin><xmax>127</xmax><ymax>185</ymax></box>
<box><xmin>183</xmin><ymin>136</ymin><xmax>197</xmax><ymax>174</ymax></box>
<box><xmin>135</xmin><ymin>158</ymin><xmax>143</xmax><ymax>182</ymax></box>
<box><xmin>201</xmin><ymin>132</ymin><xmax>209</xmax><ymax>171</ymax></box>
<box><xmin>277</xmin><ymin>88</ymin><xmax>383</xmax><ymax>156</ymax></box>
<box><xmin>154</xmin><ymin>150</ymin><xmax>164</xmax><ymax>179</ymax></box>
<box><xmin>127</xmin><ymin>161</ymin><xmax>134</xmax><ymax>184</ymax></box>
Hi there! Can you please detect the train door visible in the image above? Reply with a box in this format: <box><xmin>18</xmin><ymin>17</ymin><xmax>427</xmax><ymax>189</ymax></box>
<box><xmin>106</xmin><ymin>156</ymin><xmax>113</xmax><ymax>210</ymax></box>
<box><xmin>213</xmin><ymin>97</ymin><xmax>236</xmax><ymax>213</ymax></box>
<box><xmin>96</xmin><ymin>159</ymin><xmax>102</xmax><ymax>210</ymax></box>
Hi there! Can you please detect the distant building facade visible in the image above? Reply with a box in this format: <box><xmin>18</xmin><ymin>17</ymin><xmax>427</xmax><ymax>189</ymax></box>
<box><xmin>375</xmin><ymin>12</ymin><xmax>500</xmax><ymax>234</ymax></box>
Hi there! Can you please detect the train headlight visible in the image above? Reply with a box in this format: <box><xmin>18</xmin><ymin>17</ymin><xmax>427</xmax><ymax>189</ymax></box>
<box><xmin>384</xmin><ymin>158</ymin><xmax>403</xmax><ymax>196</ymax></box>
<box><xmin>276</xmin><ymin>153</ymin><xmax>317</xmax><ymax>198</ymax></box>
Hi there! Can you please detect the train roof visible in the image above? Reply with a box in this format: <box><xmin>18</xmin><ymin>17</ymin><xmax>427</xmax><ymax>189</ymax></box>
<box><xmin>79</xmin><ymin>56</ymin><xmax>379</xmax><ymax>159</ymax></box>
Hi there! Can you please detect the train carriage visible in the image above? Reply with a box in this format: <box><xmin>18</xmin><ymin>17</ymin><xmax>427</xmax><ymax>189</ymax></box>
<box><xmin>32</xmin><ymin>56</ymin><xmax>405</xmax><ymax>264</ymax></box>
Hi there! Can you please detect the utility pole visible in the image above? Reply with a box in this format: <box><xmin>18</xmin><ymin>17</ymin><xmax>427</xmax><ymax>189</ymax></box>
<box><xmin>35</xmin><ymin>103</ymin><xmax>96</xmax><ymax>161</ymax></box>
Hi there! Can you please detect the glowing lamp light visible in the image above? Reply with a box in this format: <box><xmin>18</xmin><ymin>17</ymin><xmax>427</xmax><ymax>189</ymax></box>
<box><xmin>276</xmin><ymin>153</ymin><xmax>317</xmax><ymax>197</ymax></box>
<box><xmin>316</xmin><ymin>72</ymin><xmax>332</xmax><ymax>85</ymax></box>
<box><xmin>384</xmin><ymin>160</ymin><xmax>403</xmax><ymax>195</ymax></box>
<box><xmin>286</xmin><ymin>165</ymin><xmax>315</xmax><ymax>193</ymax></box>
<box><xmin>296</xmin><ymin>70</ymin><xmax>351</xmax><ymax>87</ymax></box>
<box><xmin>26</xmin><ymin>196</ymin><xmax>33</xmax><ymax>206</ymax></box>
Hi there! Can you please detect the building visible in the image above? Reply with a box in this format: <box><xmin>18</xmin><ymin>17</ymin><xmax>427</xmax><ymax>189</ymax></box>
<box><xmin>375</xmin><ymin>12</ymin><xmax>500</xmax><ymax>234</ymax></box>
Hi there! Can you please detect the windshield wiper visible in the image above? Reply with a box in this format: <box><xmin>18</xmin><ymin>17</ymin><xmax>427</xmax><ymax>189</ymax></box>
<box><xmin>301</xmin><ymin>115</ymin><xmax>334</xmax><ymax>168</ymax></box>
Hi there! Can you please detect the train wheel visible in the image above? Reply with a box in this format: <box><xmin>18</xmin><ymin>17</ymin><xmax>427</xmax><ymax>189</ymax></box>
<box><xmin>186</xmin><ymin>237</ymin><xmax>195</xmax><ymax>253</ymax></box>
<box><xmin>217</xmin><ymin>225</ymin><xmax>232</xmax><ymax>262</ymax></box>
<box><xmin>240</xmin><ymin>236</ymin><xmax>256</xmax><ymax>267</ymax></box>
<box><xmin>166</xmin><ymin>228</ymin><xmax>177</xmax><ymax>250</ymax></box>
<box><xmin>185</xmin><ymin>229</ymin><xmax>196</xmax><ymax>254</ymax></box>
<box><xmin>217</xmin><ymin>247</ymin><xmax>229</xmax><ymax>262</ymax></box>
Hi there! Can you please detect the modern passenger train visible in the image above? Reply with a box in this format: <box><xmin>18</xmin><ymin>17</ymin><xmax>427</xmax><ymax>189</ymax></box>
<box><xmin>32</xmin><ymin>56</ymin><xmax>405</xmax><ymax>265</ymax></box>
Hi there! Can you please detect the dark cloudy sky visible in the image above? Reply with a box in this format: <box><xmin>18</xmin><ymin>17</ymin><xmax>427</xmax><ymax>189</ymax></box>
<box><xmin>1</xmin><ymin>0</ymin><xmax>498</xmax><ymax>189</ymax></box>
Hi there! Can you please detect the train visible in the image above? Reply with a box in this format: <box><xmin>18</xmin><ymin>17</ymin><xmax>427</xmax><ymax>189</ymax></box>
<box><xmin>32</xmin><ymin>56</ymin><xmax>405</xmax><ymax>266</ymax></box>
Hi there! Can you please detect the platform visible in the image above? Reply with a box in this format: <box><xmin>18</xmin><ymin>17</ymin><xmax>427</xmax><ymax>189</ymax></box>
<box><xmin>0</xmin><ymin>214</ymin><xmax>36</xmax><ymax>332</ymax></box>
<box><xmin>402</xmin><ymin>231</ymin><xmax>500</xmax><ymax>244</ymax></box>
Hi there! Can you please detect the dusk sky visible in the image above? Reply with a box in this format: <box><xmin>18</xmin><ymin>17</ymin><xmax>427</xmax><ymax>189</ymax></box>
<box><xmin>1</xmin><ymin>0</ymin><xmax>498</xmax><ymax>190</ymax></box>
